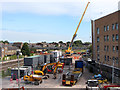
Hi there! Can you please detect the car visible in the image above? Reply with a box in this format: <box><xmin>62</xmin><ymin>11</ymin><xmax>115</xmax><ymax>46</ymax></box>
<box><xmin>86</xmin><ymin>79</ymin><xmax>99</xmax><ymax>90</ymax></box>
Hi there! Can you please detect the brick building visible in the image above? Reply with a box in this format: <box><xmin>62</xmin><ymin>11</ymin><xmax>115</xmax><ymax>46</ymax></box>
<box><xmin>92</xmin><ymin>10</ymin><xmax>120</xmax><ymax>68</ymax></box>
<box><xmin>91</xmin><ymin>9</ymin><xmax>120</xmax><ymax>83</ymax></box>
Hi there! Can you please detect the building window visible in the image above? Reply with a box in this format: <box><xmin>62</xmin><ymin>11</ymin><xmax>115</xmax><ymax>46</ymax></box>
<box><xmin>112</xmin><ymin>56</ymin><xmax>115</xmax><ymax>61</ymax></box>
<box><xmin>116</xmin><ymin>46</ymin><xmax>118</xmax><ymax>52</ymax></box>
<box><xmin>97</xmin><ymin>37</ymin><xmax>99</xmax><ymax>42</ymax></box>
<box><xmin>107</xmin><ymin>35</ymin><xmax>109</xmax><ymax>41</ymax></box>
<box><xmin>116</xmin><ymin>34</ymin><xmax>118</xmax><ymax>41</ymax></box>
<box><xmin>97</xmin><ymin>54</ymin><xmax>100</xmax><ymax>61</ymax></box>
<box><xmin>113</xmin><ymin>46</ymin><xmax>115</xmax><ymax>51</ymax></box>
<box><xmin>112</xmin><ymin>24</ymin><xmax>115</xmax><ymax>30</ymax></box>
<box><xmin>112</xmin><ymin>34</ymin><xmax>115</xmax><ymax>41</ymax></box>
<box><xmin>107</xmin><ymin>56</ymin><xmax>109</xmax><ymax>61</ymax></box>
<box><xmin>97</xmin><ymin>28</ymin><xmax>99</xmax><ymax>34</ymax></box>
<box><xmin>104</xmin><ymin>36</ymin><xmax>106</xmax><ymax>41</ymax></box>
<box><xmin>104</xmin><ymin>26</ymin><xmax>106</xmax><ymax>31</ymax></box>
<box><xmin>116</xmin><ymin>57</ymin><xmax>118</xmax><ymax>64</ymax></box>
<box><xmin>104</xmin><ymin>55</ymin><xmax>106</xmax><ymax>61</ymax></box>
<box><xmin>107</xmin><ymin>25</ymin><xmax>109</xmax><ymax>31</ymax></box>
<box><xmin>116</xmin><ymin>23</ymin><xmax>118</xmax><ymax>30</ymax></box>
<box><xmin>107</xmin><ymin>46</ymin><xmax>109</xmax><ymax>51</ymax></box>
<box><xmin>97</xmin><ymin>45</ymin><xmax>99</xmax><ymax>52</ymax></box>
<box><xmin>104</xmin><ymin>46</ymin><xmax>106</xmax><ymax>51</ymax></box>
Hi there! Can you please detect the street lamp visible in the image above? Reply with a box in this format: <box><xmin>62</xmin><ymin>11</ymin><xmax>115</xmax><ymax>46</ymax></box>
<box><xmin>16</xmin><ymin>49</ymin><xmax>22</xmax><ymax>90</ymax></box>
<box><xmin>112</xmin><ymin>57</ymin><xmax>115</xmax><ymax>84</ymax></box>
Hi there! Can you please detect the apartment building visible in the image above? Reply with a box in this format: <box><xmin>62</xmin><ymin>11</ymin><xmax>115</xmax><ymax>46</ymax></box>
<box><xmin>92</xmin><ymin>10</ymin><xmax>120</xmax><ymax>69</ymax></box>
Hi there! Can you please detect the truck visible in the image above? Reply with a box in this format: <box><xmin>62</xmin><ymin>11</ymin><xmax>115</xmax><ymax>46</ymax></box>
<box><xmin>62</xmin><ymin>60</ymin><xmax>83</xmax><ymax>86</ymax></box>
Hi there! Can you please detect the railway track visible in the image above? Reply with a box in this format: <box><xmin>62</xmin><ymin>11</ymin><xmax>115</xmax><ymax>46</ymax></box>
<box><xmin>0</xmin><ymin>59</ymin><xmax>24</xmax><ymax>71</ymax></box>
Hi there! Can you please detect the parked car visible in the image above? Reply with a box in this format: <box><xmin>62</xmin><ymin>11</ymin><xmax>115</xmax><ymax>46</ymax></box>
<box><xmin>86</xmin><ymin>79</ymin><xmax>99</xmax><ymax>90</ymax></box>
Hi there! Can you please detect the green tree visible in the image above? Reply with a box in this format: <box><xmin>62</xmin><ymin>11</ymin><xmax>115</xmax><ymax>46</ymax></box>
<box><xmin>66</xmin><ymin>41</ymin><xmax>70</xmax><ymax>47</ymax></box>
<box><xmin>73</xmin><ymin>40</ymin><xmax>82</xmax><ymax>47</ymax></box>
<box><xmin>88</xmin><ymin>44</ymin><xmax>92</xmax><ymax>53</ymax></box>
<box><xmin>84</xmin><ymin>42</ymin><xmax>91</xmax><ymax>45</ymax></box>
<box><xmin>0</xmin><ymin>41</ymin><xmax>3</xmax><ymax>43</ymax></box>
<box><xmin>59</xmin><ymin>41</ymin><xmax>63</xmax><ymax>43</ymax></box>
<box><xmin>21</xmin><ymin>42</ymin><xmax>30</xmax><ymax>56</ymax></box>
<box><xmin>4</xmin><ymin>40</ymin><xmax>9</xmax><ymax>44</ymax></box>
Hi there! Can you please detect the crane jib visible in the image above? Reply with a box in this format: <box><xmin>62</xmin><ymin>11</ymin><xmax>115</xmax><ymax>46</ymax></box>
<box><xmin>66</xmin><ymin>2</ymin><xmax>90</xmax><ymax>55</ymax></box>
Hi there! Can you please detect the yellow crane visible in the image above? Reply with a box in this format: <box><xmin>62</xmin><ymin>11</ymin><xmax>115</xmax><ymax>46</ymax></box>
<box><xmin>65</xmin><ymin>2</ymin><xmax>90</xmax><ymax>56</ymax></box>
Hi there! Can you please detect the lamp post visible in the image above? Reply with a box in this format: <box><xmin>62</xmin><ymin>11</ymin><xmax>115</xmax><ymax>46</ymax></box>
<box><xmin>16</xmin><ymin>49</ymin><xmax>22</xmax><ymax>90</ymax></box>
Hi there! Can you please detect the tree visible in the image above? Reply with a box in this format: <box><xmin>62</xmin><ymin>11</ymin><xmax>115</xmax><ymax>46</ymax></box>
<box><xmin>84</xmin><ymin>42</ymin><xmax>91</xmax><ymax>45</ymax></box>
<box><xmin>66</xmin><ymin>41</ymin><xmax>70</xmax><ymax>47</ymax></box>
<box><xmin>21</xmin><ymin>42</ymin><xmax>30</xmax><ymax>56</ymax></box>
<box><xmin>4</xmin><ymin>40</ymin><xmax>9</xmax><ymax>44</ymax></box>
<box><xmin>0</xmin><ymin>41</ymin><xmax>3</xmax><ymax>43</ymax></box>
<box><xmin>88</xmin><ymin>44</ymin><xmax>92</xmax><ymax>53</ymax></box>
<box><xmin>59</xmin><ymin>41</ymin><xmax>63</xmax><ymax>44</ymax></box>
<box><xmin>73</xmin><ymin>40</ymin><xmax>82</xmax><ymax>47</ymax></box>
<box><xmin>0</xmin><ymin>40</ymin><xmax>9</xmax><ymax>44</ymax></box>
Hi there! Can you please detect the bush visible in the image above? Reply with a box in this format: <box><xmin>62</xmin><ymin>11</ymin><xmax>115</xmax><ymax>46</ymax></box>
<box><xmin>6</xmin><ymin>68</ymin><xmax>11</xmax><ymax>76</ymax></box>
<box><xmin>2</xmin><ymin>70</ymin><xmax>5</xmax><ymax>77</ymax></box>
<box><xmin>2</xmin><ymin>57</ymin><xmax>6</xmax><ymax>61</ymax></box>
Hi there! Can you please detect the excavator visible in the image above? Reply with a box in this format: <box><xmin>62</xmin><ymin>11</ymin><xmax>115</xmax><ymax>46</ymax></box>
<box><xmin>34</xmin><ymin>61</ymin><xmax>64</xmax><ymax>79</ymax></box>
<box><xmin>65</xmin><ymin>2</ymin><xmax>90</xmax><ymax>56</ymax></box>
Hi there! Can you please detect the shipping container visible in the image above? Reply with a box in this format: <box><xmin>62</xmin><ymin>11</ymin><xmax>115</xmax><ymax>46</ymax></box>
<box><xmin>11</xmin><ymin>66</ymin><xmax>31</xmax><ymax>80</ymax></box>
<box><xmin>24</xmin><ymin>55</ymin><xmax>39</xmax><ymax>68</ymax></box>
<box><xmin>38</xmin><ymin>55</ymin><xmax>44</xmax><ymax>65</ymax></box>
<box><xmin>60</xmin><ymin>58</ymin><xmax>72</xmax><ymax>65</ymax></box>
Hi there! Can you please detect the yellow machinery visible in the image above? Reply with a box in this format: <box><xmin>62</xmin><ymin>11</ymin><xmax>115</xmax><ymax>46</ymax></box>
<box><xmin>62</xmin><ymin>60</ymin><xmax>83</xmax><ymax>86</ymax></box>
<box><xmin>65</xmin><ymin>2</ymin><xmax>90</xmax><ymax>56</ymax></box>
<box><xmin>34</xmin><ymin>61</ymin><xmax>64</xmax><ymax>79</ymax></box>
<box><xmin>23</xmin><ymin>74</ymin><xmax>42</xmax><ymax>85</ymax></box>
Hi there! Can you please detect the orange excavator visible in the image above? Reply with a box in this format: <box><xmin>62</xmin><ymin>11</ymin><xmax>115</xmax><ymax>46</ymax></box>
<box><xmin>65</xmin><ymin>2</ymin><xmax>90</xmax><ymax>56</ymax></box>
<box><xmin>34</xmin><ymin>61</ymin><xmax>64</xmax><ymax>79</ymax></box>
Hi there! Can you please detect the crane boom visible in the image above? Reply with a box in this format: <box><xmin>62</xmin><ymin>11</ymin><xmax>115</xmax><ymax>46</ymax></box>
<box><xmin>66</xmin><ymin>2</ymin><xmax>90</xmax><ymax>55</ymax></box>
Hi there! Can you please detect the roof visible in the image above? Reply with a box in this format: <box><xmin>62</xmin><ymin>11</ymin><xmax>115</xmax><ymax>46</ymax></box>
<box><xmin>95</xmin><ymin>10</ymin><xmax>119</xmax><ymax>21</ymax></box>
<box><xmin>8</xmin><ymin>46</ymin><xmax>18</xmax><ymax>50</ymax></box>
<box><xmin>26</xmin><ymin>55</ymin><xmax>40</xmax><ymax>58</ymax></box>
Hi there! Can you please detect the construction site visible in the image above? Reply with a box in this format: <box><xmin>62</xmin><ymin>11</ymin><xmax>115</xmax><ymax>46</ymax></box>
<box><xmin>1</xmin><ymin>1</ymin><xmax>120</xmax><ymax>90</ymax></box>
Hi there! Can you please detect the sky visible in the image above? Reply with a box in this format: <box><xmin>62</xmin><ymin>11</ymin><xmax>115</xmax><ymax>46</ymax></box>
<box><xmin>0</xmin><ymin>0</ymin><xmax>120</xmax><ymax>43</ymax></box>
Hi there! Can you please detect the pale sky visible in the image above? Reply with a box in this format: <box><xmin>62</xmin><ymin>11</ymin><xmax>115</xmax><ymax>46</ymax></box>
<box><xmin>0</xmin><ymin>0</ymin><xmax>120</xmax><ymax>43</ymax></box>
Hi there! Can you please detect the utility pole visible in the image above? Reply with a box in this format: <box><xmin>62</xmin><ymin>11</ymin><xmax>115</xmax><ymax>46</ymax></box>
<box><xmin>16</xmin><ymin>49</ymin><xmax>22</xmax><ymax>90</ymax></box>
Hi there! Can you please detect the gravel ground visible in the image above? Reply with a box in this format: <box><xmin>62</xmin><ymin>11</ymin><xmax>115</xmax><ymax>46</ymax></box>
<box><xmin>2</xmin><ymin>67</ymin><xmax>93</xmax><ymax>89</ymax></box>
<box><xmin>1</xmin><ymin>57</ymin><xmax>94</xmax><ymax>89</ymax></box>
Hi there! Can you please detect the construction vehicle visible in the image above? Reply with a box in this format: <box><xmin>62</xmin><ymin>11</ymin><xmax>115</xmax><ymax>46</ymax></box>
<box><xmin>62</xmin><ymin>60</ymin><xmax>83</xmax><ymax>86</ymax></box>
<box><xmin>23</xmin><ymin>74</ymin><xmax>42</xmax><ymax>85</ymax></box>
<box><xmin>34</xmin><ymin>61</ymin><xmax>64</xmax><ymax>79</ymax></box>
<box><xmin>93</xmin><ymin>74</ymin><xmax>108</xmax><ymax>84</ymax></box>
<box><xmin>65</xmin><ymin>2</ymin><xmax>90</xmax><ymax>56</ymax></box>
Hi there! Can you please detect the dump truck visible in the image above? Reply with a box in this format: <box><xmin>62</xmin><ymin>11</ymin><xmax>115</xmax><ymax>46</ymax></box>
<box><xmin>62</xmin><ymin>60</ymin><xmax>83</xmax><ymax>86</ymax></box>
